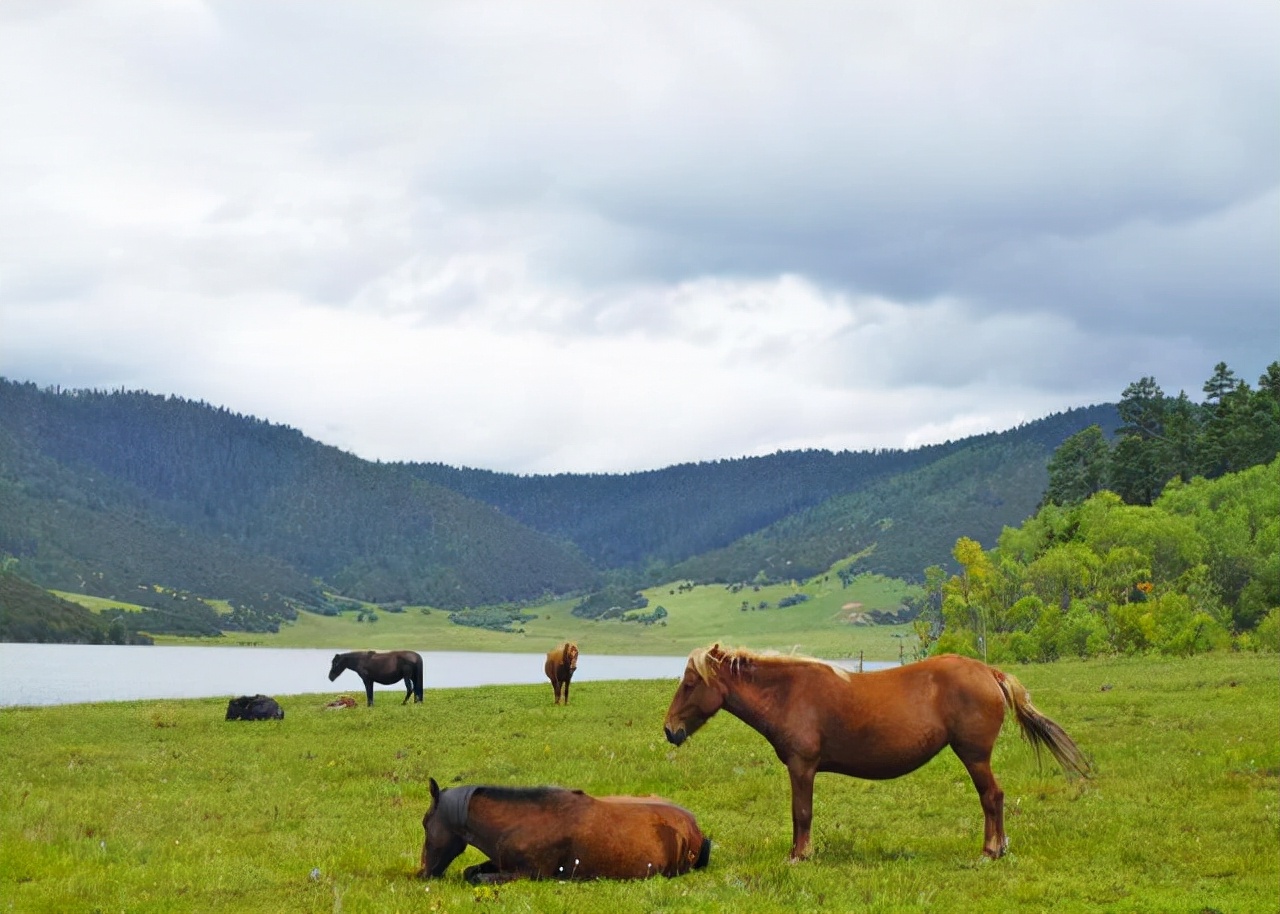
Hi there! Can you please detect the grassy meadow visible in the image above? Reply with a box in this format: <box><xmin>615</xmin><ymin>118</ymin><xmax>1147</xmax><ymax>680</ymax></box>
<box><xmin>2</xmin><ymin>652</ymin><xmax>1277</xmax><ymax>913</ymax></box>
<box><xmin>58</xmin><ymin>574</ymin><xmax>919</xmax><ymax>661</ymax></box>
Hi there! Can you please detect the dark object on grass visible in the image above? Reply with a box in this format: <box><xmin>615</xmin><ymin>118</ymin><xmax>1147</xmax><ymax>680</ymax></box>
<box><xmin>663</xmin><ymin>644</ymin><xmax>1091</xmax><ymax>861</ymax></box>
<box><xmin>328</xmin><ymin>650</ymin><xmax>424</xmax><ymax>706</ymax></box>
<box><xmin>417</xmin><ymin>778</ymin><xmax>710</xmax><ymax>883</ymax></box>
<box><xmin>225</xmin><ymin>694</ymin><xmax>284</xmax><ymax>720</ymax></box>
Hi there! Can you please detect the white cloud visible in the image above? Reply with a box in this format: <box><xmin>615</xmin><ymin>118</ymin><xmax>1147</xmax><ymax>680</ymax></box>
<box><xmin>1</xmin><ymin>1</ymin><xmax>1276</xmax><ymax>472</ymax></box>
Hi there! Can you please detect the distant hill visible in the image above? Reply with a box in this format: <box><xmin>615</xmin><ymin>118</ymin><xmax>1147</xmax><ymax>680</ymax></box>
<box><xmin>0</xmin><ymin>378</ymin><xmax>1117</xmax><ymax>635</ymax></box>
<box><xmin>410</xmin><ymin>405</ymin><xmax>1121</xmax><ymax>583</ymax></box>
<box><xmin>673</xmin><ymin>434</ymin><xmax>1061</xmax><ymax>584</ymax></box>
<box><xmin>0</xmin><ymin>380</ymin><xmax>597</xmax><ymax>620</ymax></box>
<box><xmin>0</xmin><ymin>569</ymin><xmax>149</xmax><ymax>644</ymax></box>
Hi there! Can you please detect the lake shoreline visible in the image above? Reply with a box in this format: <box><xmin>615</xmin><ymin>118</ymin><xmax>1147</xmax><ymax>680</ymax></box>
<box><xmin>0</xmin><ymin>642</ymin><xmax>892</xmax><ymax>707</ymax></box>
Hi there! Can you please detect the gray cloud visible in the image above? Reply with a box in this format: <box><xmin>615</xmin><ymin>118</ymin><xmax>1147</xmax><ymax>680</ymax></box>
<box><xmin>1</xmin><ymin>1</ymin><xmax>1276</xmax><ymax>472</ymax></box>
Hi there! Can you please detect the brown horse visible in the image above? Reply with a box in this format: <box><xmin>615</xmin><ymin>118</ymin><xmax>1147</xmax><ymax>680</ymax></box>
<box><xmin>544</xmin><ymin>642</ymin><xmax>579</xmax><ymax>705</ymax></box>
<box><xmin>417</xmin><ymin>777</ymin><xmax>711</xmax><ymax>883</ymax></box>
<box><xmin>328</xmin><ymin>650</ymin><xmax>424</xmax><ymax>706</ymax></box>
<box><xmin>663</xmin><ymin>644</ymin><xmax>1090</xmax><ymax>861</ymax></box>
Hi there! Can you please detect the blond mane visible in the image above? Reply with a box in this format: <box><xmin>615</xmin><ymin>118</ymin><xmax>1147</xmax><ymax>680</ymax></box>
<box><xmin>688</xmin><ymin>644</ymin><xmax>850</xmax><ymax>684</ymax></box>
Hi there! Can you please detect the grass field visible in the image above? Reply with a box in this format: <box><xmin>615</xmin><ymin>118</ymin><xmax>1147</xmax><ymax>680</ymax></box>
<box><xmin>2</xmin><ymin>652</ymin><xmax>1276</xmax><ymax>913</ymax></box>
<box><xmin>62</xmin><ymin>574</ymin><xmax>920</xmax><ymax>661</ymax></box>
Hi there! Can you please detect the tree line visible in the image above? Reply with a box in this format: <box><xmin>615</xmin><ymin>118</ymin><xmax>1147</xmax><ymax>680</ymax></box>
<box><xmin>925</xmin><ymin>362</ymin><xmax>1280</xmax><ymax>662</ymax></box>
<box><xmin>1045</xmin><ymin>362</ymin><xmax>1280</xmax><ymax>506</ymax></box>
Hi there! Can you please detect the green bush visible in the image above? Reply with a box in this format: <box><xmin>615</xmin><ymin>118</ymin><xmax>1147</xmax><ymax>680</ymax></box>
<box><xmin>1252</xmin><ymin>608</ymin><xmax>1280</xmax><ymax>652</ymax></box>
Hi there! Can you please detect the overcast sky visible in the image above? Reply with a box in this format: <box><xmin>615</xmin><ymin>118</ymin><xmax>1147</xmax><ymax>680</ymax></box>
<box><xmin>2</xmin><ymin>2</ymin><xmax>1276</xmax><ymax>473</ymax></box>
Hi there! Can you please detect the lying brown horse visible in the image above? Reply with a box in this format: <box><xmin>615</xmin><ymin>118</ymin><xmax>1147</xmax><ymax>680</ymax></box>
<box><xmin>417</xmin><ymin>777</ymin><xmax>711</xmax><ymax>883</ymax></box>
<box><xmin>544</xmin><ymin>642</ymin><xmax>579</xmax><ymax>705</ymax></box>
<box><xmin>663</xmin><ymin>644</ymin><xmax>1090</xmax><ymax>861</ymax></box>
<box><xmin>328</xmin><ymin>650</ymin><xmax>424</xmax><ymax>706</ymax></box>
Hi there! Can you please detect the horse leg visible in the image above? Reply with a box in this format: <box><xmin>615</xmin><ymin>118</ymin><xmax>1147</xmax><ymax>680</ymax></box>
<box><xmin>402</xmin><ymin>680</ymin><xmax>412</xmax><ymax>705</ymax></box>
<box><xmin>960</xmin><ymin>755</ymin><xmax>1006</xmax><ymax>858</ymax></box>
<box><xmin>464</xmin><ymin>861</ymin><xmax>521</xmax><ymax>885</ymax></box>
<box><xmin>553</xmin><ymin>680</ymin><xmax>562</xmax><ymax>705</ymax></box>
<box><xmin>563</xmin><ymin>679</ymin><xmax>570</xmax><ymax>705</ymax></box>
<box><xmin>786</xmin><ymin>763</ymin><xmax>817</xmax><ymax>861</ymax></box>
<box><xmin>363</xmin><ymin>677</ymin><xmax>375</xmax><ymax>707</ymax></box>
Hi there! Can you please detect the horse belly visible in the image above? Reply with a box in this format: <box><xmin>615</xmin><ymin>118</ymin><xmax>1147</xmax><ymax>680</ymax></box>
<box><xmin>820</xmin><ymin>722</ymin><xmax>950</xmax><ymax>780</ymax></box>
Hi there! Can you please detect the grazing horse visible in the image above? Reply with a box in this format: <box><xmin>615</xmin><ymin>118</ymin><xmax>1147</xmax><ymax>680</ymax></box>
<box><xmin>417</xmin><ymin>777</ymin><xmax>711</xmax><ymax>883</ymax></box>
<box><xmin>328</xmin><ymin>650</ymin><xmax>424</xmax><ymax>706</ymax></box>
<box><xmin>544</xmin><ymin>642</ymin><xmax>579</xmax><ymax>705</ymax></box>
<box><xmin>663</xmin><ymin>644</ymin><xmax>1090</xmax><ymax>861</ymax></box>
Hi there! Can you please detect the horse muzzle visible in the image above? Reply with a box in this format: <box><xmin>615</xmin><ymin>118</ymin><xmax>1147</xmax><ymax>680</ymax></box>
<box><xmin>663</xmin><ymin>725</ymin><xmax>687</xmax><ymax>746</ymax></box>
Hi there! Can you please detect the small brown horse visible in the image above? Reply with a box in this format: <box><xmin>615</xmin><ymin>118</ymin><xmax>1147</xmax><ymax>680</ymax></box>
<box><xmin>663</xmin><ymin>644</ymin><xmax>1090</xmax><ymax>861</ymax></box>
<box><xmin>328</xmin><ymin>650</ymin><xmax>424</xmax><ymax>706</ymax></box>
<box><xmin>417</xmin><ymin>777</ymin><xmax>711</xmax><ymax>883</ymax></box>
<box><xmin>544</xmin><ymin>642</ymin><xmax>579</xmax><ymax>704</ymax></box>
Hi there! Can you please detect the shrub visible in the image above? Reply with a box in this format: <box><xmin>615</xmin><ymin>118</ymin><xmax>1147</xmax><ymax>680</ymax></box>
<box><xmin>572</xmin><ymin>587</ymin><xmax>647</xmax><ymax>620</ymax></box>
<box><xmin>930</xmin><ymin>628</ymin><xmax>978</xmax><ymax>658</ymax></box>
<box><xmin>448</xmin><ymin>606</ymin><xmax>536</xmax><ymax>632</ymax></box>
<box><xmin>1252</xmin><ymin>608</ymin><xmax>1280</xmax><ymax>652</ymax></box>
<box><xmin>1056</xmin><ymin>604</ymin><xmax>1108</xmax><ymax>658</ymax></box>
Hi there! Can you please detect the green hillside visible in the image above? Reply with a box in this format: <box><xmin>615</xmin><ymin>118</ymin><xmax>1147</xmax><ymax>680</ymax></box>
<box><xmin>0</xmin><ymin>378</ymin><xmax>1118</xmax><ymax>642</ymax></box>
<box><xmin>673</xmin><ymin>433</ymin><xmax>1067</xmax><ymax>584</ymax></box>
<box><xmin>405</xmin><ymin>405</ymin><xmax>1118</xmax><ymax>574</ymax></box>
<box><xmin>0</xmin><ymin>569</ymin><xmax>150</xmax><ymax>644</ymax></box>
<box><xmin>0</xmin><ymin>380</ymin><xmax>596</xmax><ymax>621</ymax></box>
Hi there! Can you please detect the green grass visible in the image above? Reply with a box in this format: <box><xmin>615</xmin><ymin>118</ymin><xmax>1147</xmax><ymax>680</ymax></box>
<box><xmin>2</xmin><ymin>653</ymin><xmax>1276</xmax><ymax>912</ymax></box>
<box><xmin>50</xmin><ymin>591</ymin><xmax>148</xmax><ymax>614</ymax></box>
<box><xmin>65</xmin><ymin>575</ymin><xmax>919</xmax><ymax>661</ymax></box>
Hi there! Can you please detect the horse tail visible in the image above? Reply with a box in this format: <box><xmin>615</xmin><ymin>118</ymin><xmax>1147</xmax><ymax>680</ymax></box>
<box><xmin>413</xmin><ymin>654</ymin><xmax>424</xmax><ymax>702</ymax></box>
<box><xmin>995</xmin><ymin>670</ymin><xmax>1091</xmax><ymax>779</ymax></box>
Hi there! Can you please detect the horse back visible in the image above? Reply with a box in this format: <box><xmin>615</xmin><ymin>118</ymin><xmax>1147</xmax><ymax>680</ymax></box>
<box><xmin>574</xmin><ymin>795</ymin><xmax>707</xmax><ymax>878</ymax></box>
<box><xmin>467</xmin><ymin>790</ymin><xmax>706</xmax><ymax>879</ymax></box>
<box><xmin>780</xmin><ymin>655</ymin><xmax>1007</xmax><ymax>777</ymax></box>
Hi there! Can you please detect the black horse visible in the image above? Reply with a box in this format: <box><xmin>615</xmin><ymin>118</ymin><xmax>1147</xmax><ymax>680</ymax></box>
<box><xmin>328</xmin><ymin>650</ymin><xmax>424</xmax><ymax>706</ymax></box>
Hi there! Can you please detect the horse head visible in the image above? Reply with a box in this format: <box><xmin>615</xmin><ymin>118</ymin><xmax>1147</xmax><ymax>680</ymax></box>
<box><xmin>565</xmin><ymin>642</ymin><xmax>579</xmax><ymax>671</ymax></box>
<box><xmin>327</xmin><ymin>653</ymin><xmax>346</xmax><ymax>682</ymax></box>
<box><xmin>663</xmin><ymin>644</ymin><xmax>730</xmax><ymax>746</ymax></box>
<box><xmin>418</xmin><ymin>778</ymin><xmax>469</xmax><ymax>879</ymax></box>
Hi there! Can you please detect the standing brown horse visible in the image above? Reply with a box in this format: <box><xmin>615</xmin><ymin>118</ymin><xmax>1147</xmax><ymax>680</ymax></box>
<box><xmin>663</xmin><ymin>644</ymin><xmax>1090</xmax><ymax>861</ymax></box>
<box><xmin>328</xmin><ymin>650</ymin><xmax>424</xmax><ymax>706</ymax></box>
<box><xmin>417</xmin><ymin>777</ymin><xmax>711</xmax><ymax>883</ymax></box>
<box><xmin>544</xmin><ymin>642</ymin><xmax>579</xmax><ymax>705</ymax></box>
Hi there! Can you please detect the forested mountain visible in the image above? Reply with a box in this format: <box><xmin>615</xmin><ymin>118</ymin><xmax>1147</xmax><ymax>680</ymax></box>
<box><xmin>0</xmin><ymin>568</ymin><xmax>151</xmax><ymax>644</ymax></box>
<box><xmin>408</xmin><ymin>447</ymin><xmax>956</xmax><ymax>570</ymax></box>
<box><xmin>405</xmin><ymin>405</ymin><xmax>1118</xmax><ymax>576</ymax></box>
<box><xmin>668</xmin><ymin>406</ymin><xmax>1120</xmax><ymax>584</ymax></box>
<box><xmin>0</xmin><ymin>380</ymin><xmax>597</xmax><ymax>618</ymax></box>
<box><xmin>0</xmin><ymin>377</ymin><xmax>1117</xmax><ymax>636</ymax></box>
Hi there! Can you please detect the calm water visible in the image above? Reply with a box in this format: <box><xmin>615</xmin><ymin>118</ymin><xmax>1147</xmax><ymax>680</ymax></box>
<box><xmin>0</xmin><ymin>643</ymin><xmax>893</xmax><ymax>708</ymax></box>
<box><xmin>0</xmin><ymin>644</ymin><xmax>695</xmax><ymax>707</ymax></box>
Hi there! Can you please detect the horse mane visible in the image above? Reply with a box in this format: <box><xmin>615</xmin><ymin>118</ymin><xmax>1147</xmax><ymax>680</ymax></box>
<box><xmin>689</xmin><ymin>644</ymin><xmax>850</xmax><ymax>685</ymax></box>
<box><xmin>436</xmin><ymin>784</ymin><xmax>479</xmax><ymax>833</ymax></box>
<box><xmin>474</xmin><ymin>785</ymin><xmax>580</xmax><ymax>804</ymax></box>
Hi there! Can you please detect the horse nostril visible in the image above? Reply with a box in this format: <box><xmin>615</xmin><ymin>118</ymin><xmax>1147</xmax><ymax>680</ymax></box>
<box><xmin>664</xmin><ymin>726</ymin><xmax>686</xmax><ymax>746</ymax></box>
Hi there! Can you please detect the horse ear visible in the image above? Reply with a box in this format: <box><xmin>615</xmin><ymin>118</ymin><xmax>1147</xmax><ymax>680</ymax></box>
<box><xmin>429</xmin><ymin>778</ymin><xmax>441</xmax><ymax>803</ymax></box>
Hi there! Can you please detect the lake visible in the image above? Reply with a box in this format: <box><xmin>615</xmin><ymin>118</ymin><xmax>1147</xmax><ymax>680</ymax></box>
<box><xmin>0</xmin><ymin>643</ymin><xmax>893</xmax><ymax>707</ymax></box>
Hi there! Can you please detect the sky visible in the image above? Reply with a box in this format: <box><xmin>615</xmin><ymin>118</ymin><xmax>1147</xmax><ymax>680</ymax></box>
<box><xmin>1</xmin><ymin>2</ymin><xmax>1277</xmax><ymax>474</ymax></box>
